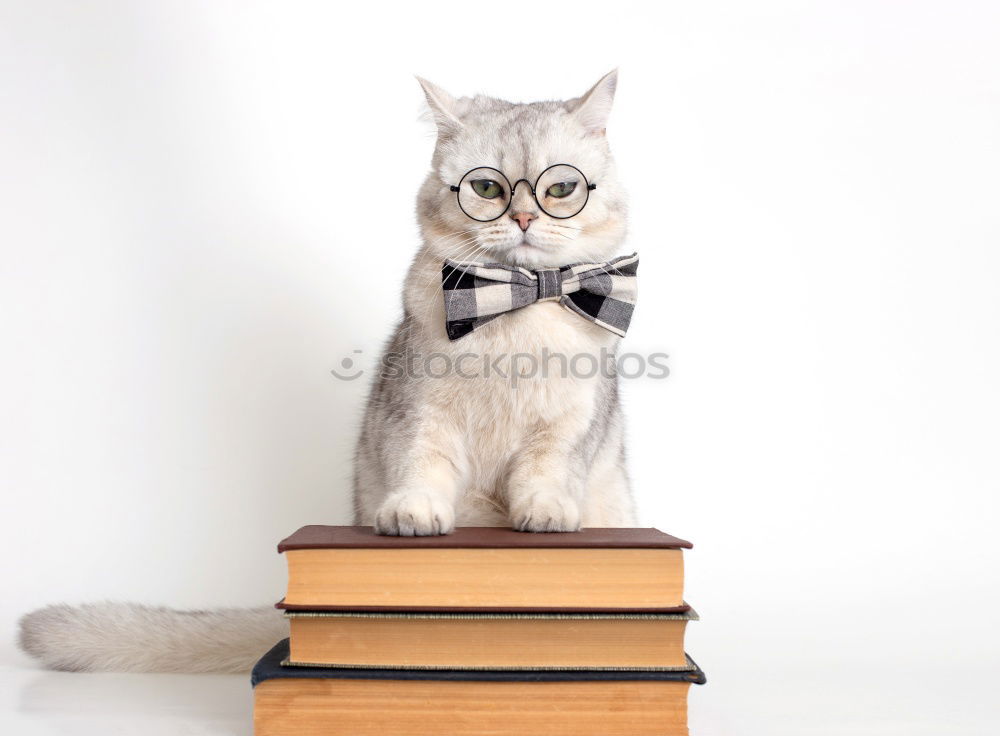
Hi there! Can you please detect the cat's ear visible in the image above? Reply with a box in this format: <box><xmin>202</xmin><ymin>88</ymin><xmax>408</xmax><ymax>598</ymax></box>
<box><xmin>416</xmin><ymin>77</ymin><xmax>463</xmax><ymax>137</ymax></box>
<box><xmin>570</xmin><ymin>69</ymin><xmax>619</xmax><ymax>135</ymax></box>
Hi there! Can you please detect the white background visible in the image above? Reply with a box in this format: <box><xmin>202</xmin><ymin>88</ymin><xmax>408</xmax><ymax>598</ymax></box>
<box><xmin>2</xmin><ymin>1</ymin><xmax>999</xmax><ymax>734</ymax></box>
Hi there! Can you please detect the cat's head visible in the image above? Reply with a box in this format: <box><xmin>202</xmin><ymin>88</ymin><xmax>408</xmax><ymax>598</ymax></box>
<box><xmin>416</xmin><ymin>71</ymin><xmax>627</xmax><ymax>270</ymax></box>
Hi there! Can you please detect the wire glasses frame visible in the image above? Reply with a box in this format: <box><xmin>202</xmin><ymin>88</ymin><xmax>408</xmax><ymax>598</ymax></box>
<box><xmin>449</xmin><ymin>163</ymin><xmax>597</xmax><ymax>222</ymax></box>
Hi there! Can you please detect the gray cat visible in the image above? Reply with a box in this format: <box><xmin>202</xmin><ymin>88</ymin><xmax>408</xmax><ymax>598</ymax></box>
<box><xmin>19</xmin><ymin>72</ymin><xmax>638</xmax><ymax>674</ymax></box>
<box><xmin>355</xmin><ymin>70</ymin><xmax>636</xmax><ymax>535</ymax></box>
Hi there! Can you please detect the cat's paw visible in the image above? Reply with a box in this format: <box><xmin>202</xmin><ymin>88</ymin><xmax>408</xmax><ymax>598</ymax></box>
<box><xmin>510</xmin><ymin>491</ymin><xmax>582</xmax><ymax>533</ymax></box>
<box><xmin>374</xmin><ymin>491</ymin><xmax>456</xmax><ymax>536</ymax></box>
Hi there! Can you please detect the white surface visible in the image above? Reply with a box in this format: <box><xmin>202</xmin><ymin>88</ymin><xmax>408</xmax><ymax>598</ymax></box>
<box><xmin>2</xmin><ymin>1</ymin><xmax>999</xmax><ymax>734</ymax></box>
<box><xmin>0</xmin><ymin>663</ymin><xmax>250</xmax><ymax>735</ymax></box>
<box><xmin>2</xmin><ymin>659</ymin><xmax>999</xmax><ymax>736</ymax></box>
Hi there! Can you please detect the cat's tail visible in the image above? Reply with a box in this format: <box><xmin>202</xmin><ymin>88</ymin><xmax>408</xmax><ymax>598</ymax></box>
<box><xmin>18</xmin><ymin>602</ymin><xmax>288</xmax><ymax>674</ymax></box>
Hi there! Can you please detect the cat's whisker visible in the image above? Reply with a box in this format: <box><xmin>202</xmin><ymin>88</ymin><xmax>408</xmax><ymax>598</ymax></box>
<box><xmin>426</xmin><ymin>232</ymin><xmax>482</xmax><ymax>256</ymax></box>
<box><xmin>422</xmin><ymin>231</ymin><xmax>485</xmax><ymax>270</ymax></box>
<box><xmin>439</xmin><ymin>237</ymin><xmax>481</xmax><ymax>260</ymax></box>
<box><xmin>428</xmin><ymin>228</ymin><xmax>481</xmax><ymax>246</ymax></box>
<box><xmin>420</xmin><ymin>238</ymin><xmax>488</xmax><ymax>316</ymax></box>
<box><xmin>590</xmin><ymin>260</ymin><xmax>626</xmax><ymax>282</ymax></box>
<box><xmin>435</xmin><ymin>233</ymin><xmax>485</xmax><ymax>261</ymax></box>
<box><xmin>440</xmin><ymin>242</ymin><xmax>484</xmax><ymax>284</ymax></box>
<box><xmin>424</xmin><ymin>239</ymin><xmax>482</xmax><ymax>305</ymax></box>
<box><xmin>438</xmin><ymin>234</ymin><xmax>488</xmax><ymax>265</ymax></box>
<box><xmin>421</xmin><ymin>240</ymin><xmax>493</xmax><ymax>325</ymax></box>
<box><xmin>417</xmin><ymin>235</ymin><xmax>480</xmax><ymax>292</ymax></box>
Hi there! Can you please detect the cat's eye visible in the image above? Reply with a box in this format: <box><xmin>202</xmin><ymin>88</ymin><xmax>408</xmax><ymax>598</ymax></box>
<box><xmin>545</xmin><ymin>181</ymin><xmax>577</xmax><ymax>199</ymax></box>
<box><xmin>471</xmin><ymin>179</ymin><xmax>504</xmax><ymax>199</ymax></box>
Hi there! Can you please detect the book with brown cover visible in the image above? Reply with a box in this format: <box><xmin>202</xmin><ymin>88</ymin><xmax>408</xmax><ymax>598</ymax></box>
<box><xmin>276</xmin><ymin>526</ymin><xmax>692</xmax><ymax>612</ymax></box>
<box><xmin>278</xmin><ymin>526</ymin><xmax>694</xmax><ymax>551</ymax></box>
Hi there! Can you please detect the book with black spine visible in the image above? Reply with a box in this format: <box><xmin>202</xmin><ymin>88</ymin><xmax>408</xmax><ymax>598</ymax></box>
<box><xmin>252</xmin><ymin>639</ymin><xmax>706</xmax><ymax>736</ymax></box>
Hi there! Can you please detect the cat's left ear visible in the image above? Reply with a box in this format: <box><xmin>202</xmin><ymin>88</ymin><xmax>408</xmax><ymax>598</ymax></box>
<box><xmin>570</xmin><ymin>69</ymin><xmax>618</xmax><ymax>135</ymax></box>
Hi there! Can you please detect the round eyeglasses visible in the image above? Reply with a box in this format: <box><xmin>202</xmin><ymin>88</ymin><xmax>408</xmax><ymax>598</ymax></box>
<box><xmin>449</xmin><ymin>164</ymin><xmax>596</xmax><ymax>222</ymax></box>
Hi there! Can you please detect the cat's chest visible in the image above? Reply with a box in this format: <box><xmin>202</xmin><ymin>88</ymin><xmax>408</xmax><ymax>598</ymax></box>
<box><xmin>424</xmin><ymin>302</ymin><xmax>615</xmax><ymax>423</ymax></box>
<box><xmin>458</xmin><ymin>301</ymin><xmax>615</xmax><ymax>357</ymax></box>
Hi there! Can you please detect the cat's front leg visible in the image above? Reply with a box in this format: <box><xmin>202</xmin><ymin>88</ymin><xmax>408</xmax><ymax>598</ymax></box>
<box><xmin>375</xmin><ymin>484</ymin><xmax>456</xmax><ymax>536</ymax></box>
<box><xmin>374</xmin><ymin>433</ymin><xmax>460</xmax><ymax>536</ymax></box>
<box><xmin>506</xmin><ymin>426</ymin><xmax>585</xmax><ymax>533</ymax></box>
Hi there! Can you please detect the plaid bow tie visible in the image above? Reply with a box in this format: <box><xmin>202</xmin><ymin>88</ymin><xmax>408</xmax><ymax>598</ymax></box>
<box><xmin>441</xmin><ymin>253</ymin><xmax>638</xmax><ymax>340</ymax></box>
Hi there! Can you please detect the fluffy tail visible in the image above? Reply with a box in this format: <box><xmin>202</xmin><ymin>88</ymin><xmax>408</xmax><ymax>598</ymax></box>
<box><xmin>18</xmin><ymin>602</ymin><xmax>288</xmax><ymax>674</ymax></box>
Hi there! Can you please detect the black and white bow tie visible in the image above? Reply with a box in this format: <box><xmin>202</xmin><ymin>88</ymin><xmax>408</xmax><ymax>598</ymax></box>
<box><xmin>441</xmin><ymin>253</ymin><xmax>638</xmax><ymax>340</ymax></box>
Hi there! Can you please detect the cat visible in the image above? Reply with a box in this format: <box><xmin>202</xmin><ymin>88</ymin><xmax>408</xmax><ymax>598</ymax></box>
<box><xmin>354</xmin><ymin>69</ymin><xmax>636</xmax><ymax>535</ymax></box>
<box><xmin>18</xmin><ymin>71</ymin><xmax>637</xmax><ymax>674</ymax></box>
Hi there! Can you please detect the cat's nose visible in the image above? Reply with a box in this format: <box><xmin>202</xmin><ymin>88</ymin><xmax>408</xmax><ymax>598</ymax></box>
<box><xmin>511</xmin><ymin>212</ymin><xmax>536</xmax><ymax>231</ymax></box>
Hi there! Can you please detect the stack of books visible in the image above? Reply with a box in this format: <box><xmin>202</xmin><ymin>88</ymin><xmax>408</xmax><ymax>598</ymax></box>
<box><xmin>252</xmin><ymin>525</ymin><xmax>705</xmax><ymax>735</ymax></box>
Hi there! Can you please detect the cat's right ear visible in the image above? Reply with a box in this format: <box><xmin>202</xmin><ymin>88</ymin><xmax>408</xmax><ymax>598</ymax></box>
<box><xmin>570</xmin><ymin>69</ymin><xmax>619</xmax><ymax>136</ymax></box>
<box><xmin>416</xmin><ymin>77</ymin><xmax>463</xmax><ymax>137</ymax></box>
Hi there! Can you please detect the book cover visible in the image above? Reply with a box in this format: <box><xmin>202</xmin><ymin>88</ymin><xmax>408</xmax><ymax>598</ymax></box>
<box><xmin>253</xmin><ymin>639</ymin><xmax>707</xmax><ymax>686</ymax></box>
<box><xmin>278</xmin><ymin>526</ymin><xmax>693</xmax><ymax>551</ymax></box>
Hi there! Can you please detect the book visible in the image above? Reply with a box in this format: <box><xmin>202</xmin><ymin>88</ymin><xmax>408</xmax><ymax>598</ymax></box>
<box><xmin>277</xmin><ymin>526</ymin><xmax>691</xmax><ymax>612</ymax></box>
<box><xmin>253</xmin><ymin>639</ymin><xmax>706</xmax><ymax>736</ymax></box>
<box><xmin>284</xmin><ymin>609</ymin><xmax>698</xmax><ymax>671</ymax></box>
